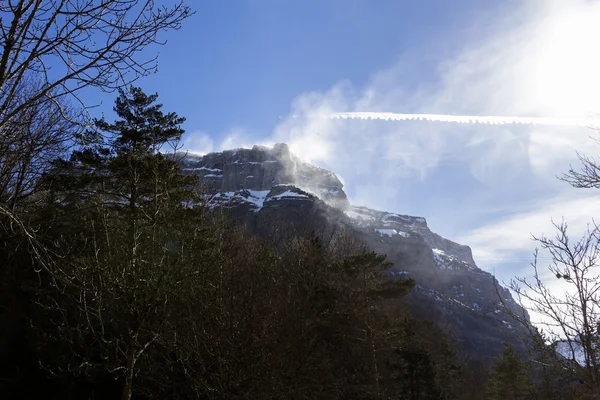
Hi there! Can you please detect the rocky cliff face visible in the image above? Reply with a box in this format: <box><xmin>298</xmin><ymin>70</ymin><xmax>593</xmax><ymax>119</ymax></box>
<box><xmin>178</xmin><ymin>143</ymin><xmax>530</xmax><ymax>361</ymax></box>
<box><xmin>345</xmin><ymin>206</ymin><xmax>476</xmax><ymax>266</ymax></box>
<box><xmin>343</xmin><ymin>205</ymin><xmax>528</xmax><ymax>357</ymax></box>
<box><xmin>178</xmin><ymin>143</ymin><xmax>349</xmax><ymax>208</ymax></box>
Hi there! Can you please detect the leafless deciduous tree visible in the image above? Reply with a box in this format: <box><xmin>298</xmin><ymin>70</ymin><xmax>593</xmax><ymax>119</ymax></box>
<box><xmin>507</xmin><ymin>221</ymin><xmax>600</xmax><ymax>396</ymax></box>
<box><xmin>0</xmin><ymin>0</ymin><xmax>192</xmax><ymax>127</ymax></box>
<box><xmin>561</xmin><ymin>149</ymin><xmax>600</xmax><ymax>189</ymax></box>
<box><xmin>0</xmin><ymin>0</ymin><xmax>192</xmax><ymax>259</ymax></box>
<box><xmin>0</xmin><ymin>77</ymin><xmax>78</xmax><ymax>212</ymax></box>
<box><xmin>501</xmin><ymin>143</ymin><xmax>600</xmax><ymax>398</ymax></box>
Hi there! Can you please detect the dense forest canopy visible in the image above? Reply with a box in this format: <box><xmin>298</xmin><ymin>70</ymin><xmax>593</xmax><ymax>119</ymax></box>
<box><xmin>1</xmin><ymin>1</ymin><xmax>600</xmax><ymax>399</ymax></box>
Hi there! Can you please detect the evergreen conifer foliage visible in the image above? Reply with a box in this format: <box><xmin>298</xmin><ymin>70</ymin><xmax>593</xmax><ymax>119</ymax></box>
<box><xmin>14</xmin><ymin>88</ymin><xmax>478</xmax><ymax>399</ymax></box>
<box><xmin>486</xmin><ymin>343</ymin><xmax>534</xmax><ymax>400</ymax></box>
<box><xmin>98</xmin><ymin>86</ymin><xmax>186</xmax><ymax>155</ymax></box>
<box><xmin>37</xmin><ymin>87</ymin><xmax>206</xmax><ymax>400</ymax></box>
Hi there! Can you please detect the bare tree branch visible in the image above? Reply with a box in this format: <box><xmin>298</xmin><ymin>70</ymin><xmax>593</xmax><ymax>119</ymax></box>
<box><xmin>0</xmin><ymin>0</ymin><xmax>193</xmax><ymax>129</ymax></box>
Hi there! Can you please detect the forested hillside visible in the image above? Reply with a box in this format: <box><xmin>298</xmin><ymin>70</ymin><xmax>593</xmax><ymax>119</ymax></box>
<box><xmin>1</xmin><ymin>1</ymin><xmax>599</xmax><ymax>399</ymax></box>
<box><xmin>0</xmin><ymin>84</ymin><xmax>591</xmax><ymax>400</ymax></box>
<box><xmin>0</xmin><ymin>86</ymin><xmax>462</xmax><ymax>399</ymax></box>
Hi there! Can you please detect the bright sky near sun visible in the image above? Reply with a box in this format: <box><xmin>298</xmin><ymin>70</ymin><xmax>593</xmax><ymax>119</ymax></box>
<box><xmin>91</xmin><ymin>0</ymin><xmax>600</xmax><ymax>288</ymax></box>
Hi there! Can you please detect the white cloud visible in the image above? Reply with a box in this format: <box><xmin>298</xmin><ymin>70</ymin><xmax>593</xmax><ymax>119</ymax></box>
<box><xmin>182</xmin><ymin>130</ymin><xmax>214</xmax><ymax>155</ymax></box>
<box><xmin>183</xmin><ymin>128</ymin><xmax>264</xmax><ymax>156</ymax></box>
<box><xmin>218</xmin><ymin>127</ymin><xmax>261</xmax><ymax>151</ymax></box>
<box><xmin>263</xmin><ymin>0</ymin><xmax>600</xmax><ymax>221</ymax></box>
<box><xmin>188</xmin><ymin>0</ymin><xmax>600</xmax><ymax>299</ymax></box>
<box><xmin>458</xmin><ymin>191</ymin><xmax>600</xmax><ymax>273</ymax></box>
<box><xmin>459</xmin><ymin>189</ymin><xmax>600</xmax><ymax>335</ymax></box>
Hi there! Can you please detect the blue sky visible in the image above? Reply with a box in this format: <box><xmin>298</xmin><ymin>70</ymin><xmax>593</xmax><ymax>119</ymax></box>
<box><xmin>139</xmin><ymin>0</ymin><xmax>513</xmax><ymax>138</ymax></box>
<box><xmin>91</xmin><ymin>0</ymin><xmax>600</xmax><ymax>290</ymax></box>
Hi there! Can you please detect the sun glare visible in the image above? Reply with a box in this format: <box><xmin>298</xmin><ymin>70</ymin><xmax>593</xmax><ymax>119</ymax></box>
<box><xmin>528</xmin><ymin>2</ymin><xmax>600</xmax><ymax>117</ymax></box>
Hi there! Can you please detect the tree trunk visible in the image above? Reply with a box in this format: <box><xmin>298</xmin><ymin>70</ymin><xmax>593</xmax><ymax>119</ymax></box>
<box><xmin>367</xmin><ymin>326</ymin><xmax>380</xmax><ymax>398</ymax></box>
<box><xmin>121</xmin><ymin>353</ymin><xmax>136</xmax><ymax>400</ymax></box>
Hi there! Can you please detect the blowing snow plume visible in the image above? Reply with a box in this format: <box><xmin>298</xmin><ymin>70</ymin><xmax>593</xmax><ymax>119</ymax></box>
<box><xmin>326</xmin><ymin>112</ymin><xmax>600</xmax><ymax>129</ymax></box>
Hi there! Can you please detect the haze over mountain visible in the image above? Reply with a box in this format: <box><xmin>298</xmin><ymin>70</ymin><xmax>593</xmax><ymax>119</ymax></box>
<box><xmin>69</xmin><ymin>1</ymin><xmax>600</xmax><ymax>302</ymax></box>
<box><xmin>177</xmin><ymin>143</ymin><xmax>531</xmax><ymax>360</ymax></box>
<box><xmin>4</xmin><ymin>0</ymin><xmax>600</xmax><ymax>397</ymax></box>
<box><xmin>119</xmin><ymin>0</ymin><xmax>598</xmax><ymax>301</ymax></box>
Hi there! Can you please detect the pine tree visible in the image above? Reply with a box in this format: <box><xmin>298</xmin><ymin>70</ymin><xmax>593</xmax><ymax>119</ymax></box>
<box><xmin>486</xmin><ymin>343</ymin><xmax>534</xmax><ymax>400</ymax></box>
<box><xmin>380</xmin><ymin>316</ymin><xmax>462</xmax><ymax>400</ymax></box>
<box><xmin>36</xmin><ymin>86</ymin><xmax>209</xmax><ymax>400</ymax></box>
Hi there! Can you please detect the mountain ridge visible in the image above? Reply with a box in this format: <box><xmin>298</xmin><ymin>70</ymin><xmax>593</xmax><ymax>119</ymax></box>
<box><xmin>177</xmin><ymin>143</ymin><xmax>530</xmax><ymax>360</ymax></box>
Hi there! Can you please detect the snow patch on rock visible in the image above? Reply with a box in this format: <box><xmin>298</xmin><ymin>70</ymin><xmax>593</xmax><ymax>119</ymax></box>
<box><xmin>432</xmin><ymin>248</ymin><xmax>473</xmax><ymax>271</ymax></box>
<box><xmin>269</xmin><ymin>190</ymin><xmax>310</xmax><ymax>200</ymax></box>
<box><xmin>376</xmin><ymin>228</ymin><xmax>409</xmax><ymax>238</ymax></box>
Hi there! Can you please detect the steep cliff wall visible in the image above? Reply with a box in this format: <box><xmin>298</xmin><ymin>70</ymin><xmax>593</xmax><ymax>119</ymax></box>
<box><xmin>178</xmin><ymin>143</ymin><xmax>348</xmax><ymax>208</ymax></box>
<box><xmin>177</xmin><ymin>144</ymin><xmax>530</xmax><ymax>360</ymax></box>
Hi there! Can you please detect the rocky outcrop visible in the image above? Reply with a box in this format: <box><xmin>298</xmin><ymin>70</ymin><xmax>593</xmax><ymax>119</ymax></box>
<box><xmin>342</xmin><ymin>204</ymin><xmax>530</xmax><ymax>358</ymax></box>
<box><xmin>177</xmin><ymin>143</ymin><xmax>530</xmax><ymax>361</ymax></box>
<box><xmin>345</xmin><ymin>206</ymin><xmax>476</xmax><ymax>266</ymax></box>
<box><xmin>178</xmin><ymin>143</ymin><xmax>349</xmax><ymax>208</ymax></box>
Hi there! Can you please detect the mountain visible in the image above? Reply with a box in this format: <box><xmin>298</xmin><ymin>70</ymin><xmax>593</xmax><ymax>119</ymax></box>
<box><xmin>180</xmin><ymin>143</ymin><xmax>348</xmax><ymax>209</ymax></box>
<box><xmin>556</xmin><ymin>340</ymin><xmax>587</xmax><ymax>366</ymax></box>
<box><xmin>177</xmin><ymin>143</ymin><xmax>530</xmax><ymax>361</ymax></box>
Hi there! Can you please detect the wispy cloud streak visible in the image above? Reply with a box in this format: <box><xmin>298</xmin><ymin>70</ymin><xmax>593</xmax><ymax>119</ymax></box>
<box><xmin>327</xmin><ymin>112</ymin><xmax>600</xmax><ymax>128</ymax></box>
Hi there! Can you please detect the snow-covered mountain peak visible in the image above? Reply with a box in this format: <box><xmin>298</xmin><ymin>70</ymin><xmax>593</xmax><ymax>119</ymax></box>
<box><xmin>177</xmin><ymin>144</ymin><xmax>348</xmax><ymax>208</ymax></box>
<box><xmin>175</xmin><ymin>143</ymin><xmax>531</xmax><ymax>360</ymax></box>
<box><xmin>344</xmin><ymin>205</ymin><xmax>476</xmax><ymax>267</ymax></box>
<box><xmin>205</xmin><ymin>185</ymin><xmax>313</xmax><ymax>213</ymax></box>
